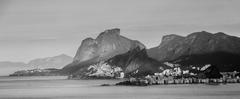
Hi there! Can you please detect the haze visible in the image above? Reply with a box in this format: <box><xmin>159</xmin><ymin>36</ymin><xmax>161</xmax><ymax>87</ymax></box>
<box><xmin>0</xmin><ymin>0</ymin><xmax>240</xmax><ymax>62</ymax></box>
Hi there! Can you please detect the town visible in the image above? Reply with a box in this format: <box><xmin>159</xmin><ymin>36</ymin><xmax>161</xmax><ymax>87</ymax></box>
<box><xmin>116</xmin><ymin>64</ymin><xmax>240</xmax><ymax>86</ymax></box>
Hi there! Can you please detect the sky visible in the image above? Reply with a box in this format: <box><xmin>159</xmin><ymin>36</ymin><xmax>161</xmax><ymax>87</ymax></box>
<box><xmin>0</xmin><ymin>0</ymin><xmax>240</xmax><ymax>62</ymax></box>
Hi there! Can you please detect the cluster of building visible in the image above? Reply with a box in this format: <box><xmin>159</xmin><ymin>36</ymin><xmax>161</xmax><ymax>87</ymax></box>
<box><xmin>118</xmin><ymin>63</ymin><xmax>240</xmax><ymax>86</ymax></box>
<box><xmin>126</xmin><ymin>74</ymin><xmax>240</xmax><ymax>86</ymax></box>
<box><xmin>83</xmin><ymin>61</ymin><xmax>125</xmax><ymax>78</ymax></box>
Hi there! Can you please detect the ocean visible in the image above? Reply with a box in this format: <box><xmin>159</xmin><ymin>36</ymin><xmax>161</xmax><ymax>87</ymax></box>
<box><xmin>0</xmin><ymin>76</ymin><xmax>240</xmax><ymax>99</ymax></box>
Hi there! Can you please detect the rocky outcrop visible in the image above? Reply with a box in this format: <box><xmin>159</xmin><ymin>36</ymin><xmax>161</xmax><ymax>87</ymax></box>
<box><xmin>73</xmin><ymin>28</ymin><xmax>145</xmax><ymax>63</ymax></box>
<box><xmin>147</xmin><ymin>31</ymin><xmax>240</xmax><ymax>71</ymax></box>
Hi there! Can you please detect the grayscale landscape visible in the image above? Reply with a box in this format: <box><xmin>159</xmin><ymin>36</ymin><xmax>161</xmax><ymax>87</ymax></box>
<box><xmin>1</xmin><ymin>0</ymin><xmax>240</xmax><ymax>99</ymax></box>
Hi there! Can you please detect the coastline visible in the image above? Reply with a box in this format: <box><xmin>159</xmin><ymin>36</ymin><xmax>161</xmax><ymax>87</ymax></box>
<box><xmin>115</xmin><ymin>77</ymin><xmax>240</xmax><ymax>86</ymax></box>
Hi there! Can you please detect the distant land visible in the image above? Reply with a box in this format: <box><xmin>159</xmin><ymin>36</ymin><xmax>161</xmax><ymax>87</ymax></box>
<box><xmin>60</xmin><ymin>28</ymin><xmax>240</xmax><ymax>79</ymax></box>
<box><xmin>0</xmin><ymin>54</ymin><xmax>73</xmax><ymax>76</ymax></box>
<box><xmin>27</xmin><ymin>54</ymin><xmax>73</xmax><ymax>69</ymax></box>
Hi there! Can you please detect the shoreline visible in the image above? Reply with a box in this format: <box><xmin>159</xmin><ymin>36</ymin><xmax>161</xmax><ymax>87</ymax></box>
<box><xmin>115</xmin><ymin>78</ymin><xmax>240</xmax><ymax>86</ymax></box>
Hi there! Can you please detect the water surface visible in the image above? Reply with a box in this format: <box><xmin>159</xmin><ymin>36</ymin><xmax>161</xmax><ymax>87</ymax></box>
<box><xmin>0</xmin><ymin>76</ymin><xmax>240</xmax><ymax>99</ymax></box>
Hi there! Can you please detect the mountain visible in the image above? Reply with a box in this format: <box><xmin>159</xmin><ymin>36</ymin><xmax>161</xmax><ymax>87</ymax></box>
<box><xmin>147</xmin><ymin>31</ymin><xmax>240</xmax><ymax>72</ymax></box>
<box><xmin>105</xmin><ymin>47</ymin><xmax>168</xmax><ymax>77</ymax></box>
<box><xmin>0</xmin><ymin>54</ymin><xmax>73</xmax><ymax>76</ymax></box>
<box><xmin>61</xmin><ymin>28</ymin><xmax>166</xmax><ymax>78</ymax></box>
<box><xmin>28</xmin><ymin>54</ymin><xmax>73</xmax><ymax>69</ymax></box>
<box><xmin>73</xmin><ymin>28</ymin><xmax>145</xmax><ymax>63</ymax></box>
<box><xmin>0</xmin><ymin>61</ymin><xmax>29</xmax><ymax>76</ymax></box>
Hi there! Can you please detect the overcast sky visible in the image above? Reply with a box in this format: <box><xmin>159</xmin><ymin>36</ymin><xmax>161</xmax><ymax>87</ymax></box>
<box><xmin>0</xmin><ymin>0</ymin><xmax>240</xmax><ymax>62</ymax></box>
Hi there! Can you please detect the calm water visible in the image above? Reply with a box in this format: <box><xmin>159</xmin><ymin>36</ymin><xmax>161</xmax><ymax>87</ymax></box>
<box><xmin>0</xmin><ymin>76</ymin><xmax>240</xmax><ymax>99</ymax></box>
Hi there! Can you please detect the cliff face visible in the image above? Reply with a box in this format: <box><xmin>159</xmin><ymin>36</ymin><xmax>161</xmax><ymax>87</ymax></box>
<box><xmin>147</xmin><ymin>31</ymin><xmax>240</xmax><ymax>71</ymax></box>
<box><xmin>73</xmin><ymin>28</ymin><xmax>145</xmax><ymax>63</ymax></box>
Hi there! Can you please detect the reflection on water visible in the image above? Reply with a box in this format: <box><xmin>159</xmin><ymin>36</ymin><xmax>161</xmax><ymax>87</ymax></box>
<box><xmin>0</xmin><ymin>76</ymin><xmax>240</xmax><ymax>99</ymax></box>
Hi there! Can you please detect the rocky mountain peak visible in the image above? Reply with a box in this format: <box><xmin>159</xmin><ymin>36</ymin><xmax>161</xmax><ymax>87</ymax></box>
<box><xmin>73</xmin><ymin>28</ymin><xmax>145</xmax><ymax>64</ymax></box>
<box><xmin>160</xmin><ymin>34</ymin><xmax>184</xmax><ymax>47</ymax></box>
<box><xmin>82</xmin><ymin>37</ymin><xmax>95</xmax><ymax>42</ymax></box>
<box><xmin>103</xmin><ymin>28</ymin><xmax>120</xmax><ymax>35</ymax></box>
<box><xmin>214</xmin><ymin>32</ymin><xmax>228</xmax><ymax>39</ymax></box>
<box><xmin>186</xmin><ymin>31</ymin><xmax>213</xmax><ymax>40</ymax></box>
<box><xmin>215</xmin><ymin>32</ymin><xmax>226</xmax><ymax>36</ymax></box>
<box><xmin>97</xmin><ymin>28</ymin><xmax>120</xmax><ymax>40</ymax></box>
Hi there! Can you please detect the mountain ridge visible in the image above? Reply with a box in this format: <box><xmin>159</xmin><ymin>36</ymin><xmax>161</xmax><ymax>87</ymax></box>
<box><xmin>28</xmin><ymin>54</ymin><xmax>73</xmax><ymax>69</ymax></box>
<box><xmin>0</xmin><ymin>54</ymin><xmax>73</xmax><ymax>76</ymax></box>
<box><xmin>147</xmin><ymin>31</ymin><xmax>240</xmax><ymax>72</ymax></box>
